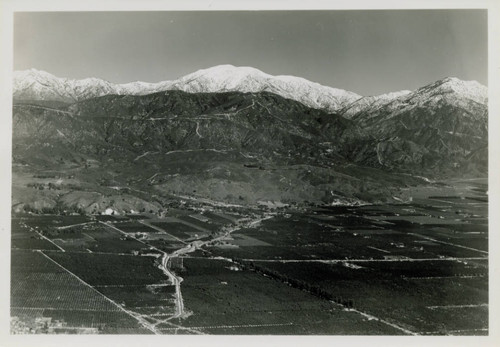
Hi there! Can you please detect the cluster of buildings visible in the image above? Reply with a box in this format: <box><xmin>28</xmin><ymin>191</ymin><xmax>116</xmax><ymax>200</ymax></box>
<box><xmin>11</xmin><ymin>316</ymin><xmax>99</xmax><ymax>334</ymax></box>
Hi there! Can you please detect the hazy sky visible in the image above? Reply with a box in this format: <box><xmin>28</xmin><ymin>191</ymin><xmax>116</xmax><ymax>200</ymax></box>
<box><xmin>14</xmin><ymin>10</ymin><xmax>487</xmax><ymax>95</ymax></box>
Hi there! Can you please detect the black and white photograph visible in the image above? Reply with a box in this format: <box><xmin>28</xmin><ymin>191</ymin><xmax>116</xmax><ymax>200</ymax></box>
<box><xmin>1</xmin><ymin>0</ymin><xmax>499</xmax><ymax>345</ymax></box>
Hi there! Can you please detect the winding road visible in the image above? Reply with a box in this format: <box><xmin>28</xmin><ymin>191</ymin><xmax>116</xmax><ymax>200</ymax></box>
<box><xmin>157</xmin><ymin>214</ymin><xmax>274</xmax><ymax>321</ymax></box>
<box><xmin>100</xmin><ymin>213</ymin><xmax>274</xmax><ymax>332</ymax></box>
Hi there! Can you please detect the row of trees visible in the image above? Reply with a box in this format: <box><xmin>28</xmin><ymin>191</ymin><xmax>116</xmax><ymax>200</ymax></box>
<box><xmin>235</xmin><ymin>259</ymin><xmax>354</xmax><ymax>309</ymax></box>
<box><xmin>27</xmin><ymin>182</ymin><xmax>61</xmax><ymax>190</ymax></box>
<box><xmin>22</xmin><ymin>202</ymin><xmax>86</xmax><ymax>216</ymax></box>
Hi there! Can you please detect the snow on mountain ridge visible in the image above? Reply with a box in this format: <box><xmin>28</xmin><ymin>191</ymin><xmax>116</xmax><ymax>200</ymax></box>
<box><xmin>13</xmin><ymin>67</ymin><xmax>487</xmax><ymax>115</ymax></box>
<box><xmin>348</xmin><ymin>76</ymin><xmax>488</xmax><ymax>126</ymax></box>
<box><xmin>412</xmin><ymin>77</ymin><xmax>488</xmax><ymax>105</ymax></box>
<box><xmin>13</xmin><ymin>65</ymin><xmax>361</xmax><ymax>111</ymax></box>
<box><xmin>340</xmin><ymin>90</ymin><xmax>412</xmax><ymax>119</ymax></box>
<box><xmin>168</xmin><ymin>65</ymin><xmax>361</xmax><ymax>111</ymax></box>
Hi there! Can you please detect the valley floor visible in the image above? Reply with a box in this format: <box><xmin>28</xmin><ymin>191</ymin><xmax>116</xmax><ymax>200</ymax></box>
<box><xmin>10</xmin><ymin>179</ymin><xmax>488</xmax><ymax>335</ymax></box>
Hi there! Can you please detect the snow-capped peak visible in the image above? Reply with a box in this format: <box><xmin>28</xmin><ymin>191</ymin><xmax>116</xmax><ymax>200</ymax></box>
<box><xmin>418</xmin><ymin>77</ymin><xmax>488</xmax><ymax>104</ymax></box>
<box><xmin>167</xmin><ymin>64</ymin><xmax>361</xmax><ymax>111</ymax></box>
<box><xmin>13</xmin><ymin>65</ymin><xmax>362</xmax><ymax>111</ymax></box>
<box><xmin>182</xmin><ymin>64</ymin><xmax>272</xmax><ymax>81</ymax></box>
<box><xmin>172</xmin><ymin>65</ymin><xmax>273</xmax><ymax>93</ymax></box>
<box><xmin>12</xmin><ymin>67</ymin><xmax>487</xmax><ymax>115</ymax></box>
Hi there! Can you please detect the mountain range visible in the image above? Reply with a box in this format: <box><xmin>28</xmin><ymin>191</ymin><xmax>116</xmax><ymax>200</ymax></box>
<box><xmin>12</xmin><ymin>65</ymin><xmax>488</xmax><ymax>213</ymax></box>
<box><xmin>14</xmin><ymin>65</ymin><xmax>361</xmax><ymax>112</ymax></box>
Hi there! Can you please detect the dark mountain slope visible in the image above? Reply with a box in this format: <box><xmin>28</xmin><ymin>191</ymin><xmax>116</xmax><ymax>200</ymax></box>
<box><xmin>12</xmin><ymin>90</ymin><xmax>421</xmax><ymax>212</ymax></box>
<box><xmin>12</xmin><ymin>76</ymin><xmax>487</xmax><ymax>213</ymax></box>
<box><xmin>15</xmin><ymin>90</ymin><xmax>361</xmax><ymax>167</ymax></box>
<box><xmin>340</xmin><ymin>78</ymin><xmax>488</xmax><ymax>176</ymax></box>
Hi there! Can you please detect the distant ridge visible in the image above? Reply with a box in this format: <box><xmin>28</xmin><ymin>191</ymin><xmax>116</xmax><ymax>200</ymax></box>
<box><xmin>14</xmin><ymin>66</ymin><xmax>487</xmax><ymax>117</ymax></box>
<box><xmin>14</xmin><ymin>65</ymin><xmax>361</xmax><ymax>112</ymax></box>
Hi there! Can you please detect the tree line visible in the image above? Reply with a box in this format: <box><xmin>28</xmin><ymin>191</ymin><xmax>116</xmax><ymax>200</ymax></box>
<box><xmin>234</xmin><ymin>258</ymin><xmax>354</xmax><ymax>309</ymax></box>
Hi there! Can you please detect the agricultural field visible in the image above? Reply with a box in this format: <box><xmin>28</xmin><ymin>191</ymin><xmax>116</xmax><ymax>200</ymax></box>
<box><xmin>10</xmin><ymin>214</ymin><xmax>176</xmax><ymax>334</ymax></box>
<box><xmin>151</xmin><ymin>221</ymin><xmax>203</xmax><ymax>240</ymax></box>
<box><xmin>177</xmin><ymin>215</ymin><xmax>221</xmax><ymax>232</ymax></box>
<box><xmin>110</xmin><ymin>221</ymin><xmax>160</xmax><ymax>235</ymax></box>
<box><xmin>11</xmin><ymin>219</ymin><xmax>60</xmax><ymax>251</ymax></box>
<box><xmin>167</xmin><ymin>258</ymin><xmax>403</xmax><ymax>335</ymax></box>
<box><xmin>191</xmin><ymin>180</ymin><xmax>488</xmax><ymax>335</ymax></box>
<box><xmin>46</xmin><ymin>222</ymin><xmax>150</xmax><ymax>254</ymax></box>
<box><xmin>45</xmin><ymin>252</ymin><xmax>166</xmax><ymax>286</ymax></box>
<box><xmin>96</xmin><ymin>285</ymin><xmax>177</xmax><ymax>317</ymax></box>
<box><xmin>11</xmin><ymin>250</ymin><xmax>152</xmax><ymax>334</ymax></box>
<box><xmin>242</xmin><ymin>260</ymin><xmax>487</xmax><ymax>334</ymax></box>
<box><xmin>10</xmin><ymin>180</ymin><xmax>488</xmax><ymax>335</ymax></box>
